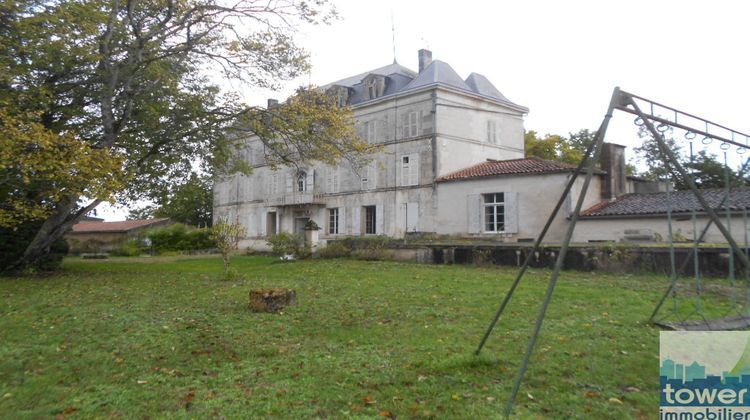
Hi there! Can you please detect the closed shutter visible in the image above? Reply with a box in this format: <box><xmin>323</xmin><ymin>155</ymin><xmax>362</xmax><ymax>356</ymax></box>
<box><xmin>467</xmin><ymin>194</ymin><xmax>482</xmax><ymax>234</ymax></box>
<box><xmin>306</xmin><ymin>171</ymin><xmax>314</xmax><ymax>192</ymax></box>
<box><xmin>375</xmin><ymin>205</ymin><xmax>384</xmax><ymax>235</ymax></box>
<box><xmin>260</xmin><ymin>212</ymin><xmax>267</xmax><ymax>237</ymax></box>
<box><xmin>352</xmin><ymin>207</ymin><xmax>361</xmax><ymax>235</ymax></box>
<box><xmin>369</xmin><ymin>162</ymin><xmax>377</xmax><ymax>189</ymax></box>
<box><xmin>401</xmin><ymin>112</ymin><xmax>409</xmax><ymax>138</ymax></box>
<box><xmin>409</xmin><ymin>112</ymin><xmax>418</xmax><ymax>137</ymax></box>
<box><xmin>406</xmin><ymin>202</ymin><xmax>419</xmax><ymax>232</ymax></box>
<box><xmin>409</xmin><ymin>153</ymin><xmax>419</xmax><ymax>186</ymax></box>
<box><xmin>505</xmin><ymin>192</ymin><xmax>519</xmax><ymax>234</ymax></box>
<box><xmin>339</xmin><ymin>207</ymin><xmax>346</xmax><ymax>235</ymax></box>
<box><xmin>285</xmin><ymin>174</ymin><xmax>293</xmax><ymax>193</ymax></box>
<box><xmin>325</xmin><ymin>167</ymin><xmax>333</xmax><ymax>193</ymax></box>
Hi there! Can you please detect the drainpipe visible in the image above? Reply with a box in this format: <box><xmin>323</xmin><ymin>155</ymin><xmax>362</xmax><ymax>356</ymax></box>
<box><xmin>431</xmin><ymin>91</ymin><xmax>438</xmax><ymax>187</ymax></box>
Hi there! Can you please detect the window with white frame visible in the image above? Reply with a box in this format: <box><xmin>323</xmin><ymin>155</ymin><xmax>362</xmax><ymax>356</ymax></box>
<box><xmin>364</xmin><ymin>206</ymin><xmax>376</xmax><ymax>235</ymax></box>
<box><xmin>483</xmin><ymin>193</ymin><xmax>505</xmax><ymax>233</ymax></box>
<box><xmin>328</xmin><ymin>208</ymin><xmax>339</xmax><ymax>235</ymax></box>
<box><xmin>400</xmin><ymin>154</ymin><xmax>419</xmax><ymax>186</ymax></box>
<box><xmin>487</xmin><ymin>120</ymin><xmax>497</xmax><ymax>144</ymax></box>
<box><xmin>365</xmin><ymin>121</ymin><xmax>376</xmax><ymax>143</ymax></box>
<box><xmin>297</xmin><ymin>172</ymin><xmax>306</xmax><ymax>192</ymax></box>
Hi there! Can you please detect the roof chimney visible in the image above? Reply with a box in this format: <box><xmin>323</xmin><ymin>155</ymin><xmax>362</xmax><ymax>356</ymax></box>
<box><xmin>600</xmin><ymin>143</ymin><xmax>627</xmax><ymax>199</ymax></box>
<box><xmin>418</xmin><ymin>49</ymin><xmax>432</xmax><ymax>73</ymax></box>
<box><xmin>267</xmin><ymin>98</ymin><xmax>278</xmax><ymax>109</ymax></box>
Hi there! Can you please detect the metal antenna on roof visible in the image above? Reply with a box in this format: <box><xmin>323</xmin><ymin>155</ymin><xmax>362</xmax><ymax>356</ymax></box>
<box><xmin>391</xmin><ymin>11</ymin><xmax>397</xmax><ymax>64</ymax></box>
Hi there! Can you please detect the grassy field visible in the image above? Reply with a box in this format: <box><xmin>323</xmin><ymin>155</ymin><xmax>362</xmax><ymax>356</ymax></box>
<box><xmin>0</xmin><ymin>255</ymin><xmax>700</xmax><ymax>418</ymax></box>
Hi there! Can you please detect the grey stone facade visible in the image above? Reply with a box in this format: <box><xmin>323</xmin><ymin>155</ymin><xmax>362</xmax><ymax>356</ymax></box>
<box><xmin>213</xmin><ymin>50</ymin><xmax>529</xmax><ymax>249</ymax></box>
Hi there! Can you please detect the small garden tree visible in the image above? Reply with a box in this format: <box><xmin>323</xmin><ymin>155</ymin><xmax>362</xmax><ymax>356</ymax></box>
<box><xmin>210</xmin><ymin>218</ymin><xmax>247</xmax><ymax>276</ymax></box>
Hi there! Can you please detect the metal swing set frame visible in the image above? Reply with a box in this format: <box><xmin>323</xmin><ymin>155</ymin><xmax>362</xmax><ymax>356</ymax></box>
<box><xmin>474</xmin><ymin>87</ymin><xmax>750</xmax><ymax>417</ymax></box>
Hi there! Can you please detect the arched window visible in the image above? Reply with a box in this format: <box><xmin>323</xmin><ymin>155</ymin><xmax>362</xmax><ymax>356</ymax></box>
<box><xmin>297</xmin><ymin>172</ymin><xmax>306</xmax><ymax>192</ymax></box>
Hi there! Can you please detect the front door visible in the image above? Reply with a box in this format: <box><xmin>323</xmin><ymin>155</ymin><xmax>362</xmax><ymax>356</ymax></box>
<box><xmin>294</xmin><ymin>217</ymin><xmax>309</xmax><ymax>235</ymax></box>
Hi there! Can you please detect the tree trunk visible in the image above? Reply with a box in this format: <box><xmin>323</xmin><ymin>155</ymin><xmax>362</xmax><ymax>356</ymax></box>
<box><xmin>9</xmin><ymin>196</ymin><xmax>100</xmax><ymax>272</ymax></box>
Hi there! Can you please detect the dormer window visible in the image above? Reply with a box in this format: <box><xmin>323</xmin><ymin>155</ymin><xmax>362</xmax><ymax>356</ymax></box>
<box><xmin>326</xmin><ymin>85</ymin><xmax>350</xmax><ymax>107</ymax></box>
<box><xmin>362</xmin><ymin>74</ymin><xmax>386</xmax><ymax>100</ymax></box>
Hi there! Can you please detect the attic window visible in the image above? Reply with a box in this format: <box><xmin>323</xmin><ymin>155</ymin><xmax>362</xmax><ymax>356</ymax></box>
<box><xmin>363</xmin><ymin>75</ymin><xmax>386</xmax><ymax>100</ymax></box>
<box><xmin>326</xmin><ymin>85</ymin><xmax>349</xmax><ymax>107</ymax></box>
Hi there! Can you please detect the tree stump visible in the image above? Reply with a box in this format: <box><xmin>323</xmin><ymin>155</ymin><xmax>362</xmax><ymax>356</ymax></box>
<box><xmin>248</xmin><ymin>288</ymin><xmax>297</xmax><ymax>313</ymax></box>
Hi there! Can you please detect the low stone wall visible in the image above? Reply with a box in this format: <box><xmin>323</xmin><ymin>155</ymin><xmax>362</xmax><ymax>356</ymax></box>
<box><xmin>430</xmin><ymin>244</ymin><xmax>741</xmax><ymax>277</ymax></box>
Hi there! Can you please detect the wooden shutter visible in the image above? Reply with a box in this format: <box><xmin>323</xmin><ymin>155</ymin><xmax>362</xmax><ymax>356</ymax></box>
<box><xmin>259</xmin><ymin>212</ymin><xmax>266</xmax><ymax>237</ymax></box>
<box><xmin>408</xmin><ymin>153</ymin><xmax>419</xmax><ymax>186</ymax></box>
<box><xmin>401</xmin><ymin>112</ymin><xmax>409</xmax><ymax>138</ymax></box>
<box><xmin>406</xmin><ymin>202</ymin><xmax>419</xmax><ymax>232</ymax></box>
<box><xmin>369</xmin><ymin>163</ymin><xmax>377</xmax><ymax>189</ymax></box>
<box><xmin>339</xmin><ymin>207</ymin><xmax>345</xmax><ymax>235</ymax></box>
<box><xmin>285</xmin><ymin>174</ymin><xmax>293</xmax><ymax>193</ymax></box>
<box><xmin>467</xmin><ymin>194</ymin><xmax>482</xmax><ymax>234</ymax></box>
<box><xmin>352</xmin><ymin>207</ymin><xmax>361</xmax><ymax>235</ymax></box>
<box><xmin>375</xmin><ymin>205</ymin><xmax>384</xmax><ymax>235</ymax></box>
<box><xmin>306</xmin><ymin>171</ymin><xmax>314</xmax><ymax>192</ymax></box>
<box><xmin>325</xmin><ymin>167</ymin><xmax>333</xmax><ymax>193</ymax></box>
<box><xmin>505</xmin><ymin>192</ymin><xmax>519</xmax><ymax>234</ymax></box>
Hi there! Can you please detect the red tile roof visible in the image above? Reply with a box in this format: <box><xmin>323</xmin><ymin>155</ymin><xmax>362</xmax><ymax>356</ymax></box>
<box><xmin>70</xmin><ymin>219</ymin><xmax>169</xmax><ymax>233</ymax></box>
<box><xmin>437</xmin><ymin>157</ymin><xmax>587</xmax><ymax>182</ymax></box>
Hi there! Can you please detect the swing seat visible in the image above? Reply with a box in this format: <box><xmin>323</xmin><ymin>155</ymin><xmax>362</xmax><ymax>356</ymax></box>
<box><xmin>654</xmin><ymin>315</ymin><xmax>750</xmax><ymax>331</ymax></box>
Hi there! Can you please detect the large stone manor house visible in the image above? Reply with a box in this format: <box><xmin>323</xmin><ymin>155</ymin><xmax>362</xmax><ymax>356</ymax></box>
<box><xmin>213</xmin><ymin>49</ymin><xmax>747</xmax><ymax>248</ymax></box>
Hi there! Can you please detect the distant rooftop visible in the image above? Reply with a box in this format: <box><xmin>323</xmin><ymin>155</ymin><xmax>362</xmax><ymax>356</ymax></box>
<box><xmin>70</xmin><ymin>218</ymin><xmax>170</xmax><ymax>233</ymax></box>
<box><xmin>436</xmin><ymin>157</ymin><xmax>597</xmax><ymax>182</ymax></box>
<box><xmin>322</xmin><ymin>50</ymin><xmax>527</xmax><ymax>111</ymax></box>
<box><xmin>581</xmin><ymin>188</ymin><xmax>750</xmax><ymax>218</ymax></box>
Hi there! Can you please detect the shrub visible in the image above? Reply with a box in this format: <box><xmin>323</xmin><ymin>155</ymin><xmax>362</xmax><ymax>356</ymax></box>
<box><xmin>317</xmin><ymin>241</ymin><xmax>351</xmax><ymax>259</ymax></box>
<box><xmin>267</xmin><ymin>232</ymin><xmax>310</xmax><ymax>259</ymax></box>
<box><xmin>147</xmin><ymin>223</ymin><xmax>216</xmax><ymax>253</ymax></box>
<box><xmin>211</xmin><ymin>219</ymin><xmax>247</xmax><ymax>275</ymax></box>
<box><xmin>185</xmin><ymin>229</ymin><xmax>215</xmax><ymax>250</ymax></box>
<box><xmin>111</xmin><ymin>239</ymin><xmax>142</xmax><ymax>257</ymax></box>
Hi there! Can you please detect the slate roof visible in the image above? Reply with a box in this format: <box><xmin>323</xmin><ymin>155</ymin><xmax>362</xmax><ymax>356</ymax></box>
<box><xmin>436</xmin><ymin>157</ymin><xmax>591</xmax><ymax>182</ymax></box>
<box><xmin>70</xmin><ymin>218</ymin><xmax>170</xmax><ymax>233</ymax></box>
<box><xmin>322</xmin><ymin>58</ymin><xmax>527</xmax><ymax>111</ymax></box>
<box><xmin>580</xmin><ymin>188</ymin><xmax>750</xmax><ymax>218</ymax></box>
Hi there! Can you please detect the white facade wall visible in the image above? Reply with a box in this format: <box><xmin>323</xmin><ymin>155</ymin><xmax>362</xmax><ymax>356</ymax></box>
<box><xmin>435</xmin><ymin>173</ymin><xmax>603</xmax><ymax>242</ymax></box>
<box><xmin>435</xmin><ymin>89</ymin><xmax>525</xmax><ymax>176</ymax></box>
<box><xmin>574</xmin><ymin>215</ymin><xmax>750</xmax><ymax>244</ymax></box>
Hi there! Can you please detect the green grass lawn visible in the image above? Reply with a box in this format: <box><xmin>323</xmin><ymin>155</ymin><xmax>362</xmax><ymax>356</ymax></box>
<box><xmin>0</xmin><ymin>256</ymin><xmax>700</xmax><ymax>418</ymax></box>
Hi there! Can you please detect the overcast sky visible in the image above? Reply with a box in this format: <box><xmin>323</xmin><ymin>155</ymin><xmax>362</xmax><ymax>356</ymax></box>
<box><xmin>98</xmin><ymin>0</ymin><xmax>750</xmax><ymax>220</ymax></box>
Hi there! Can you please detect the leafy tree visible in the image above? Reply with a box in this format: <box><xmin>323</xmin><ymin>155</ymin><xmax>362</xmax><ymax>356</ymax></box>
<box><xmin>633</xmin><ymin>127</ymin><xmax>749</xmax><ymax>189</ymax></box>
<box><xmin>211</xmin><ymin>218</ymin><xmax>246</xmax><ymax>276</ymax></box>
<box><xmin>567</xmin><ymin>129</ymin><xmax>597</xmax><ymax>155</ymax></box>
<box><xmin>2</xmin><ymin>0</ymin><xmax>366</xmax><ymax>272</ymax></box>
<box><xmin>0</xmin><ymin>110</ymin><xmax>124</xmax><ymax>227</ymax></box>
<box><xmin>524</xmin><ymin>130</ymin><xmax>583</xmax><ymax>165</ymax></box>
<box><xmin>129</xmin><ymin>173</ymin><xmax>213</xmax><ymax>227</ymax></box>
